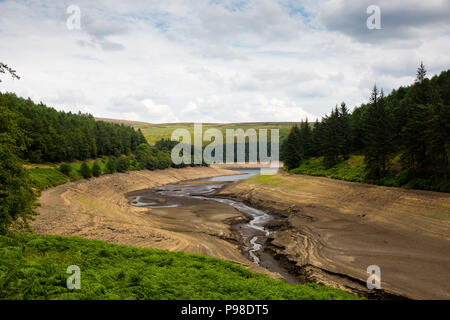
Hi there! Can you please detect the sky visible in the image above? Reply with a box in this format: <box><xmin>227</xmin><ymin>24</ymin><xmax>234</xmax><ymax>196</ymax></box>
<box><xmin>0</xmin><ymin>0</ymin><xmax>449</xmax><ymax>123</ymax></box>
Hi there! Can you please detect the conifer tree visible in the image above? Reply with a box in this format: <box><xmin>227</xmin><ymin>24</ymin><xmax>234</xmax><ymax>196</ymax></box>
<box><xmin>283</xmin><ymin>126</ymin><xmax>304</xmax><ymax>170</ymax></box>
<box><xmin>364</xmin><ymin>87</ymin><xmax>394</xmax><ymax>179</ymax></box>
<box><xmin>338</xmin><ymin>102</ymin><xmax>351</xmax><ymax>160</ymax></box>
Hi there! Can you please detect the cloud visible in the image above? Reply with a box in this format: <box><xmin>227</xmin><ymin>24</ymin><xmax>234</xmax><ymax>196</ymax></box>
<box><xmin>318</xmin><ymin>0</ymin><xmax>450</xmax><ymax>44</ymax></box>
<box><xmin>77</xmin><ymin>15</ymin><xmax>128</xmax><ymax>51</ymax></box>
<box><xmin>0</xmin><ymin>0</ymin><xmax>449</xmax><ymax>124</ymax></box>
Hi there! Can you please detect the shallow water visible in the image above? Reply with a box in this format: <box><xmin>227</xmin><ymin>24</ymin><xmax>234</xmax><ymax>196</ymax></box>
<box><xmin>197</xmin><ymin>168</ymin><xmax>261</xmax><ymax>182</ymax></box>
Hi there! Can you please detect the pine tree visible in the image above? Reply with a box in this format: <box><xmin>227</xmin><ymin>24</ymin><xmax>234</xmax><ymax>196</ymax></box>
<box><xmin>283</xmin><ymin>126</ymin><xmax>304</xmax><ymax>170</ymax></box>
<box><xmin>416</xmin><ymin>61</ymin><xmax>426</xmax><ymax>84</ymax></box>
<box><xmin>311</xmin><ymin>119</ymin><xmax>321</xmax><ymax>157</ymax></box>
<box><xmin>299</xmin><ymin>120</ymin><xmax>313</xmax><ymax>159</ymax></box>
<box><xmin>338</xmin><ymin>102</ymin><xmax>351</xmax><ymax>160</ymax></box>
<box><xmin>401</xmin><ymin>63</ymin><xmax>431</xmax><ymax>170</ymax></box>
<box><xmin>322</xmin><ymin>107</ymin><xmax>341</xmax><ymax>167</ymax></box>
<box><xmin>364</xmin><ymin>87</ymin><xmax>394</xmax><ymax>179</ymax></box>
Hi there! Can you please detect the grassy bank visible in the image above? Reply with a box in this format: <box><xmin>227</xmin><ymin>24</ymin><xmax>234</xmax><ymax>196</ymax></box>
<box><xmin>0</xmin><ymin>233</ymin><xmax>359</xmax><ymax>300</ymax></box>
<box><xmin>26</xmin><ymin>158</ymin><xmax>139</xmax><ymax>190</ymax></box>
<box><xmin>290</xmin><ymin>155</ymin><xmax>450</xmax><ymax>192</ymax></box>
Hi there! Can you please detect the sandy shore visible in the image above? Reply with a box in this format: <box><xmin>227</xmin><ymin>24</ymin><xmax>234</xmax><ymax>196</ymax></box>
<box><xmin>219</xmin><ymin>172</ymin><xmax>450</xmax><ymax>299</ymax></box>
<box><xmin>31</xmin><ymin>167</ymin><xmax>275</xmax><ymax>277</ymax></box>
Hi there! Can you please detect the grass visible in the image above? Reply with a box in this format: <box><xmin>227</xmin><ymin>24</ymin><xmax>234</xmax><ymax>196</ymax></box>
<box><xmin>129</xmin><ymin>122</ymin><xmax>296</xmax><ymax>145</ymax></box>
<box><xmin>250</xmin><ymin>175</ymin><xmax>287</xmax><ymax>188</ymax></box>
<box><xmin>290</xmin><ymin>156</ymin><xmax>365</xmax><ymax>183</ymax></box>
<box><xmin>0</xmin><ymin>233</ymin><xmax>360</xmax><ymax>300</ymax></box>
<box><xmin>26</xmin><ymin>158</ymin><xmax>138</xmax><ymax>191</ymax></box>
<box><xmin>289</xmin><ymin>155</ymin><xmax>450</xmax><ymax>192</ymax></box>
<box><xmin>27</xmin><ymin>168</ymin><xmax>70</xmax><ymax>190</ymax></box>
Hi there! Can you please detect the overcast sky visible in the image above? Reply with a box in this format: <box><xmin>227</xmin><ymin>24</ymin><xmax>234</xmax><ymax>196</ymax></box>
<box><xmin>1</xmin><ymin>0</ymin><xmax>449</xmax><ymax>123</ymax></box>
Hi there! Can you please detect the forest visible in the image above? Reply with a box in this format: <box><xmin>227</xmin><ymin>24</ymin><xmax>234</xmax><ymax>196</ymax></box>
<box><xmin>0</xmin><ymin>92</ymin><xmax>178</xmax><ymax>233</ymax></box>
<box><xmin>0</xmin><ymin>92</ymin><xmax>148</xmax><ymax>163</ymax></box>
<box><xmin>282</xmin><ymin>64</ymin><xmax>450</xmax><ymax>192</ymax></box>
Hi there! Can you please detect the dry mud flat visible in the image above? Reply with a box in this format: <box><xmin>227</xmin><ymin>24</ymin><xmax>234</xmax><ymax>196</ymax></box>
<box><xmin>31</xmin><ymin>167</ymin><xmax>274</xmax><ymax>276</ymax></box>
<box><xmin>219</xmin><ymin>172</ymin><xmax>450</xmax><ymax>300</ymax></box>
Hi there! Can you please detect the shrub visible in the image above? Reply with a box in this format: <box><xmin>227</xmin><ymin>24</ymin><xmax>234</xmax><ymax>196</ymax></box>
<box><xmin>79</xmin><ymin>162</ymin><xmax>92</xmax><ymax>179</ymax></box>
<box><xmin>106</xmin><ymin>157</ymin><xmax>117</xmax><ymax>174</ymax></box>
<box><xmin>92</xmin><ymin>161</ymin><xmax>101</xmax><ymax>177</ymax></box>
<box><xmin>59</xmin><ymin>163</ymin><xmax>72</xmax><ymax>176</ymax></box>
<box><xmin>116</xmin><ymin>157</ymin><xmax>130</xmax><ymax>173</ymax></box>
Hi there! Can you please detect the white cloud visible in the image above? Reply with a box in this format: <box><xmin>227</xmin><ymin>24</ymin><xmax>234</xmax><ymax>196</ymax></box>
<box><xmin>0</xmin><ymin>0</ymin><xmax>449</xmax><ymax>123</ymax></box>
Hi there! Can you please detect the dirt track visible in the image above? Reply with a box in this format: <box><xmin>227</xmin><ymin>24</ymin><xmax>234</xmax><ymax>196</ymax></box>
<box><xmin>219</xmin><ymin>172</ymin><xmax>450</xmax><ymax>299</ymax></box>
<box><xmin>31</xmin><ymin>167</ymin><xmax>275</xmax><ymax>276</ymax></box>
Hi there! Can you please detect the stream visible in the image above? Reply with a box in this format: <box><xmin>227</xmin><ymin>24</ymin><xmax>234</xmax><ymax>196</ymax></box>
<box><xmin>130</xmin><ymin>169</ymin><xmax>298</xmax><ymax>284</ymax></box>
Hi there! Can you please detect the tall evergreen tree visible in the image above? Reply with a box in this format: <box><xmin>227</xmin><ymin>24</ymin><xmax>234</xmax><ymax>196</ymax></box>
<box><xmin>283</xmin><ymin>126</ymin><xmax>304</xmax><ymax>170</ymax></box>
<box><xmin>321</xmin><ymin>107</ymin><xmax>341</xmax><ymax>167</ymax></box>
<box><xmin>299</xmin><ymin>120</ymin><xmax>313</xmax><ymax>159</ymax></box>
<box><xmin>401</xmin><ymin>63</ymin><xmax>431</xmax><ymax>169</ymax></box>
<box><xmin>338</xmin><ymin>102</ymin><xmax>351</xmax><ymax>160</ymax></box>
<box><xmin>364</xmin><ymin>87</ymin><xmax>394</xmax><ymax>179</ymax></box>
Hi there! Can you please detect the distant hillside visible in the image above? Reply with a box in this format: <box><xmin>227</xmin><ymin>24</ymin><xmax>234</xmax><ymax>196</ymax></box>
<box><xmin>95</xmin><ymin>118</ymin><xmax>299</xmax><ymax>144</ymax></box>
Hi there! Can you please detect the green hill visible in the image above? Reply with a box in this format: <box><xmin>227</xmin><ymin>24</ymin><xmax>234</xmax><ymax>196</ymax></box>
<box><xmin>96</xmin><ymin>119</ymin><xmax>298</xmax><ymax>145</ymax></box>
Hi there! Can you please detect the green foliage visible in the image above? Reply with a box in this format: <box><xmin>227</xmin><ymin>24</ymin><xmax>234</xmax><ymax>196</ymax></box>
<box><xmin>282</xmin><ymin>126</ymin><xmax>304</xmax><ymax>170</ymax></box>
<box><xmin>59</xmin><ymin>163</ymin><xmax>72</xmax><ymax>176</ymax></box>
<box><xmin>116</xmin><ymin>156</ymin><xmax>130</xmax><ymax>173</ymax></box>
<box><xmin>92</xmin><ymin>161</ymin><xmax>101</xmax><ymax>177</ymax></box>
<box><xmin>286</xmin><ymin>65</ymin><xmax>450</xmax><ymax>192</ymax></box>
<box><xmin>290</xmin><ymin>156</ymin><xmax>450</xmax><ymax>192</ymax></box>
<box><xmin>290</xmin><ymin>157</ymin><xmax>365</xmax><ymax>183</ymax></box>
<box><xmin>28</xmin><ymin>168</ymin><xmax>69</xmax><ymax>189</ymax></box>
<box><xmin>363</xmin><ymin>87</ymin><xmax>395</xmax><ymax>180</ymax></box>
<box><xmin>0</xmin><ymin>233</ymin><xmax>360</xmax><ymax>300</ymax></box>
<box><xmin>0</xmin><ymin>92</ymin><xmax>147</xmax><ymax>163</ymax></box>
<box><xmin>79</xmin><ymin>162</ymin><xmax>92</xmax><ymax>179</ymax></box>
<box><xmin>135</xmin><ymin>143</ymin><xmax>172</xmax><ymax>170</ymax></box>
<box><xmin>0</xmin><ymin>107</ymin><xmax>35</xmax><ymax>233</ymax></box>
<box><xmin>0</xmin><ymin>148</ymin><xmax>36</xmax><ymax>233</ymax></box>
<box><xmin>106</xmin><ymin>157</ymin><xmax>117</xmax><ymax>174</ymax></box>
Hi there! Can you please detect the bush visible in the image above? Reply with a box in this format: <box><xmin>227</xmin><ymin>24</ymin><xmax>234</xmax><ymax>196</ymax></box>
<box><xmin>106</xmin><ymin>157</ymin><xmax>117</xmax><ymax>174</ymax></box>
<box><xmin>135</xmin><ymin>143</ymin><xmax>172</xmax><ymax>170</ymax></box>
<box><xmin>59</xmin><ymin>163</ymin><xmax>72</xmax><ymax>176</ymax></box>
<box><xmin>92</xmin><ymin>161</ymin><xmax>101</xmax><ymax>177</ymax></box>
<box><xmin>116</xmin><ymin>157</ymin><xmax>130</xmax><ymax>173</ymax></box>
<box><xmin>79</xmin><ymin>162</ymin><xmax>92</xmax><ymax>179</ymax></box>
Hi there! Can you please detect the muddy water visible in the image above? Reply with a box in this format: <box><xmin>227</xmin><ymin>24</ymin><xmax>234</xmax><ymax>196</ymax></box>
<box><xmin>130</xmin><ymin>169</ymin><xmax>298</xmax><ymax>284</ymax></box>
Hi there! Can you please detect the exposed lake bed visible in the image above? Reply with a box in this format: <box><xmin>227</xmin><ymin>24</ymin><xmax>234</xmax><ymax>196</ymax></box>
<box><xmin>128</xmin><ymin>168</ymin><xmax>300</xmax><ymax>284</ymax></box>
